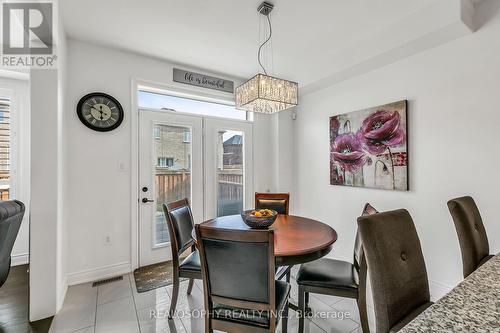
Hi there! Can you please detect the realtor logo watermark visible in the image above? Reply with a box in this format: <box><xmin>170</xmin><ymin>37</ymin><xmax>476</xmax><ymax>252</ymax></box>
<box><xmin>1</xmin><ymin>0</ymin><xmax>57</xmax><ymax>68</ymax></box>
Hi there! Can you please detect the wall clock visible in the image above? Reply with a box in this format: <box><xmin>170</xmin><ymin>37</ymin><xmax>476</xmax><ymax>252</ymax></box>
<box><xmin>77</xmin><ymin>92</ymin><xmax>124</xmax><ymax>132</ymax></box>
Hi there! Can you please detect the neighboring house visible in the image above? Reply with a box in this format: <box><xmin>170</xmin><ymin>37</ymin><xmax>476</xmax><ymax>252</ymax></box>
<box><xmin>154</xmin><ymin>125</ymin><xmax>191</xmax><ymax>171</ymax></box>
<box><xmin>223</xmin><ymin>135</ymin><xmax>243</xmax><ymax>168</ymax></box>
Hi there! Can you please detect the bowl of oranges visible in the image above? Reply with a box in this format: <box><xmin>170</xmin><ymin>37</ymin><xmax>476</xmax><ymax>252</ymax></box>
<box><xmin>241</xmin><ymin>209</ymin><xmax>278</xmax><ymax>229</ymax></box>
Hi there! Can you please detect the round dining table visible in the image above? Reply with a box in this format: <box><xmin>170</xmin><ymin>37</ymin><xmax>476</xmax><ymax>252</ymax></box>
<box><xmin>192</xmin><ymin>213</ymin><xmax>338</xmax><ymax>267</ymax></box>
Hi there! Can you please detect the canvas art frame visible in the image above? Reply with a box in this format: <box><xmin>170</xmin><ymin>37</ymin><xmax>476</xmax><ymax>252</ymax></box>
<box><xmin>329</xmin><ymin>100</ymin><xmax>408</xmax><ymax>191</ymax></box>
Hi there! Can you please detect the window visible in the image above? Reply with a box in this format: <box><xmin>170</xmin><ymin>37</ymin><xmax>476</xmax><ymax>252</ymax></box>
<box><xmin>217</xmin><ymin>130</ymin><xmax>244</xmax><ymax>216</ymax></box>
<box><xmin>154</xmin><ymin>127</ymin><xmax>161</xmax><ymax>139</ymax></box>
<box><xmin>183</xmin><ymin>131</ymin><xmax>190</xmax><ymax>143</ymax></box>
<box><xmin>0</xmin><ymin>97</ymin><xmax>10</xmax><ymax>200</ymax></box>
<box><xmin>157</xmin><ymin>157</ymin><xmax>174</xmax><ymax>167</ymax></box>
<box><xmin>138</xmin><ymin>90</ymin><xmax>253</xmax><ymax>121</ymax></box>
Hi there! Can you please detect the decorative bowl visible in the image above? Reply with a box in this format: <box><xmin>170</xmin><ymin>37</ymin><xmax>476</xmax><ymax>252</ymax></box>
<box><xmin>241</xmin><ymin>209</ymin><xmax>278</xmax><ymax>229</ymax></box>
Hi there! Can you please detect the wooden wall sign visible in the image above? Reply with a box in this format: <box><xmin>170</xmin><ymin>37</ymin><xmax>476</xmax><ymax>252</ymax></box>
<box><xmin>173</xmin><ymin>68</ymin><xmax>234</xmax><ymax>93</ymax></box>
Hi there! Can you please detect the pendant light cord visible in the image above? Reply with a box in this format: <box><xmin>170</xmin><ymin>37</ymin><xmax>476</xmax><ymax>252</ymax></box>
<box><xmin>258</xmin><ymin>14</ymin><xmax>272</xmax><ymax>75</ymax></box>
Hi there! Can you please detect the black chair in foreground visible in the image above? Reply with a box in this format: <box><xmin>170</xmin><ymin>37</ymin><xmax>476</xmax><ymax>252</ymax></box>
<box><xmin>0</xmin><ymin>200</ymin><xmax>25</xmax><ymax>288</ymax></box>
<box><xmin>195</xmin><ymin>225</ymin><xmax>290</xmax><ymax>333</ymax></box>
<box><xmin>357</xmin><ymin>209</ymin><xmax>433</xmax><ymax>333</ymax></box>
<box><xmin>296</xmin><ymin>203</ymin><xmax>378</xmax><ymax>333</ymax></box>
<box><xmin>447</xmin><ymin>196</ymin><xmax>493</xmax><ymax>278</ymax></box>
<box><xmin>163</xmin><ymin>198</ymin><xmax>202</xmax><ymax>319</ymax></box>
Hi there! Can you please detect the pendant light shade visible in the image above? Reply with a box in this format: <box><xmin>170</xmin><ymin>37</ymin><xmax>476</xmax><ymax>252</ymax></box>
<box><xmin>235</xmin><ymin>2</ymin><xmax>299</xmax><ymax>114</ymax></box>
<box><xmin>235</xmin><ymin>74</ymin><xmax>298</xmax><ymax>114</ymax></box>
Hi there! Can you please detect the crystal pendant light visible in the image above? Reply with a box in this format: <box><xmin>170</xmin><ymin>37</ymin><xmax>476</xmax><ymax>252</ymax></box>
<box><xmin>235</xmin><ymin>2</ymin><xmax>298</xmax><ymax>114</ymax></box>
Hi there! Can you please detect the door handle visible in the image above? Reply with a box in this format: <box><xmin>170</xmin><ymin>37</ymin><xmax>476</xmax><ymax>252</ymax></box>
<box><xmin>142</xmin><ymin>198</ymin><xmax>154</xmax><ymax>203</ymax></box>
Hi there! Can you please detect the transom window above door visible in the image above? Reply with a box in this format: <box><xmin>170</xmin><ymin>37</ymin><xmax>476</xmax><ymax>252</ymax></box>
<box><xmin>138</xmin><ymin>89</ymin><xmax>253</xmax><ymax>121</ymax></box>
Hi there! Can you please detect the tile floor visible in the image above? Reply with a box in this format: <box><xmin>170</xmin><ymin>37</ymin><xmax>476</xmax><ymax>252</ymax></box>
<box><xmin>49</xmin><ymin>270</ymin><xmax>363</xmax><ymax>333</ymax></box>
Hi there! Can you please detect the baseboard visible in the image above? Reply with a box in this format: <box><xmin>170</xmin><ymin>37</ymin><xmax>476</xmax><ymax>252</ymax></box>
<box><xmin>429</xmin><ymin>279</ymin><xmax>453</xmax><ymax>301</ymax></box>
<box><xmin>67</xmin><ymin>262</ymin><xmax>131</xmax><ymax>286</ymax></box>
<box><xmin>11</xmin><ymin>253</ymin><xmax>29</xmax><ymax>266</ymax></box>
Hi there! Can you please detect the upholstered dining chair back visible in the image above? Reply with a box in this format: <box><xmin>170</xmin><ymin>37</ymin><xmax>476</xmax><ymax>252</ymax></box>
<box><xmin>195</xmin><ymin>225</ymin><xmax>278</xmax><ymax>331</ymax></box>
<box><xmin>357</xmin><ymin>209</ymin><xmax>430</xmax><ymax>333</ymax></box>
<box><xmin>164</xmin><ymin>198</ymin><xmax>195</xmax><ymax>256</ymax></box>
<box><xmin>0</xmin><ymin>200</ymin><xmax>25</xmax><ymax>288</ymax></box>
<box><xmin>255</xmin><ymin>192</ymin><xmax>290</xmax><ymax>215</ymax></box>
<box><xmin>197</xmin><ymin>225</ymin><xmax>274</xmax><ymax>304</ymax></box>
<box><xmin>447</xmin><ymin>196</ymin><xmax>490</xmax><ymax>278</ymax></box>
<box><xmin>353</xmin><ymin>203</ymin><xmax>379</xmax><ymax>277</ymax></box>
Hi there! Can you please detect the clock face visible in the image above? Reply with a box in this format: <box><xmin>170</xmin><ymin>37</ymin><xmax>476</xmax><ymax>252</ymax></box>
<box><xmin>77</xmin><ymin>93</ymin><xmax>124</xmax><ymax>132</ymax></box>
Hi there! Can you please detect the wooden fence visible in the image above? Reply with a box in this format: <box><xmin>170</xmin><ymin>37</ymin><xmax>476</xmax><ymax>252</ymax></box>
<box><xmin>155</xmin><ymin>170</ymin><xmax>243</xmax><ymax>212</ymax></box>
<box><xmin>156</xmin><ymin>171</ymin><xmax>191</xmax><ymax>209</ymax></box>
<box><xmin>217</xmin><ymin>169</ymin><xmax>243</xmax><ymax>214</ymax></box>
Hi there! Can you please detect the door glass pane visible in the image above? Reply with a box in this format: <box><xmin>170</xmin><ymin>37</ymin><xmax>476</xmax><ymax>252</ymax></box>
<box><xmin>217</xmin><ymin>130</ymin><xmax>244</xmax><ymax>217</ymax></box>
<box><xmin>154</xmin><ymin>124</ymin><xmax>191</xmax><ymax>245</ymax></box>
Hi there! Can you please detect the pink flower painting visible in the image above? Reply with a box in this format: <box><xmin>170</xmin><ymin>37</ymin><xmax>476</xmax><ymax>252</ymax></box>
<box><xmin>331</xmin><ymin>134</ymin><xmax>367</xmax><ymax>174</ymax></box>
<box><xmin>356</xmin><ymin>110</ymin><xmax>405</xmax><ymax>155</ymax></box>
<box><xmin>329</xmin><ymin>100</ymin><xmax>408</xmax><ymax>191</ymax></box>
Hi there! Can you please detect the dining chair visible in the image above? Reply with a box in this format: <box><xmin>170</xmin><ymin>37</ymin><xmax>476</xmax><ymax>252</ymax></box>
<box><xmin>357</xmin><ymin>209</ymin><xmax>433</xmax><ymax>333</ymax></box>
<box><xmin>0</xmin><ymin>200</ymin><xmax>25</xmax><ymax>288</ymax></box>
<box><xmin>447</xmin><ymin>196</ymin><xmax>493</xmax><ymax>278</ymax></box>
<box><xmin>295</xmin><ymin>203</ymin><xmax>378</xmax><ymax>333</ymax></box>
<box><xmin>255</xmin><ymin>192</ymin><xmax>291</xmax><ymax>283</ymax></box>
<box><xmin>255</xmin><ymin>192</ymin><xmax>290</xmax><ymax>215</ymax></box>
<box><xmin>195</xmin><ymin>224</ymin><xmax>290</xmax><ymax>333</ymax></box>
<box><xmin>163</xmin><ymin>198</ymin><xmax>202</xmax><ymax>319</ymax></box>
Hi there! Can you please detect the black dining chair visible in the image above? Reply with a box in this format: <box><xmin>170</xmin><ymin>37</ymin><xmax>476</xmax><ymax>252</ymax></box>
<box><xmin>255</xmin><ymin>193</ymin><xmax>292</xmax><ymax>282</ymax></box>
<box><xmin>447</xmin><ymin>196</ymin><xmax>493</xmax><ymax>278</ymax></box>
<box><xmin>357</xmin><ymin>209</ymin><xmax>433</xmax><ymax>333</ymax></box>
<box><xmin>163</xmin><ymin>198</ymin><xmax>202</xmax><ymax>319</ymax></box>
<box><xmin>255</xmin><ymin>192</ymin><xmax>290</xmax><ymax>215</ymax></box>
<box><xmin>0</xmin><ymin>200</ymin><xmax>25</xmax><ymax>288</ymax></box>
<box><xmin>296</xmin><ymin>203</ymin><xmax>378</xmax><ymax>333</ymax></box>
<box><xmin>195</xmin><ymin>224</ymin><xmax>290</xmax><ymax>333</ymax></box>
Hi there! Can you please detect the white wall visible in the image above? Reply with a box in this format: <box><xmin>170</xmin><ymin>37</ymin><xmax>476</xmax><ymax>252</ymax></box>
<box><xmin>292</xmin><ymin>0</ymin><xmax>500</xmax><ymax>299</ymax></box>
<box><xmin>57</xmin><ymin>22</ymin><xmax>69</xmax><ymax>311</ymax></box>
<box><xmin>65</xmin><ymin>39</ymin><xmax>277</xmax><ymax>284</ymax></box>
<box><xmin>274</xmin><ymin>109</ymin><xmax>295</xmax><ymax>193</ymax></box>
<box><xmin>29</xmin><ymin>2</ymin><xmax>69</xmax><ymax>318</ymax></box>
<box><xmin>30</xmin><ymin>69</ymin><xmax>59</xmax><ymax>321</ymax></box>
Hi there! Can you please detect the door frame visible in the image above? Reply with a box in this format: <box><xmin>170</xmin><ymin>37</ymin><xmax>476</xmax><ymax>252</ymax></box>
<box><xmin>138</xmin><ymin>110</ymin><xmax>204</xmax><ymax>266</ymax></box>
<box><xmin>130</xmin><ymin>78</ymin><xmax>252</xmax><ymax>269</ymax></box>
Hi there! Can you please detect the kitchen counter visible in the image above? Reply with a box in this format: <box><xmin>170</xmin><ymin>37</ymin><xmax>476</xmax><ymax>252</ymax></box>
<box><xmin>400</xmin><ymin>253</ymin><xmax>500</xmax><ymax>332</ymax></box>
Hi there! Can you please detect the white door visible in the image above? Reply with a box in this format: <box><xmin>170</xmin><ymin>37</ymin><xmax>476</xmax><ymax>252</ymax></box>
<box><xmin>139</xmin><ymin>110</ymin><xmax>203</xmax><ymax>266</ymax></box>
<box><xmin>204</xmin><ymin>118</ymin><xmax>253</xmax><ymax>219</ymax></box>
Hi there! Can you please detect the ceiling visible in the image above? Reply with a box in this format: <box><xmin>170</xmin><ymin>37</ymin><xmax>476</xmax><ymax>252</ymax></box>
<box><xmin>62</xmin><ymin>0</ymin><xmax>481</xmax><ymax>92</ymax></box>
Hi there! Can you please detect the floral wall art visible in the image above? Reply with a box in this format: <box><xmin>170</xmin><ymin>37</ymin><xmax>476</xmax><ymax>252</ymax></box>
<box><xmin>330</xmin><ymin>100</ymin><xmax>408</xmax><ymax>191</ymax></box>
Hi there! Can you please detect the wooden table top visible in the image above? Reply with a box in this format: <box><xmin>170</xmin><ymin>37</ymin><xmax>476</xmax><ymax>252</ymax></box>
<box><xmin>194</xmin><ymin>214</ymin><xmax>338</xmax><ymax>266</ymax></box>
